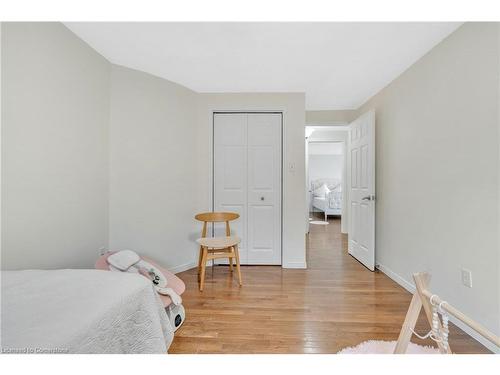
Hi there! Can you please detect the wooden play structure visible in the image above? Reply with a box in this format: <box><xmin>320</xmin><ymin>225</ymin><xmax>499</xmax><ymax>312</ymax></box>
<box><xmin>394</xmin><ymin>272</ymin><xmax>500</xmax><ymax>354</ymax></box>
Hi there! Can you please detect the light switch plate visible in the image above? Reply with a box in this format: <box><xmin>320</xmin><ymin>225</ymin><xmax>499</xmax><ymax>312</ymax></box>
<box><xmin>461</xmin><ymin>268</ymin><xmax>472</xmax><ymax>288</ymax></box>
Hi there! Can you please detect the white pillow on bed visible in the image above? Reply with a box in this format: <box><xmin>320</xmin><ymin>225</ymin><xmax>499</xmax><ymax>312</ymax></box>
<box><xmin>313</xmin><ymin>183</ymin><xmax>330</xmax><ymax>198</ymax></box>
<box><xmin>328</xmin><ymin>182</ymin><xmax>341</xmax><ymax>191</ymax></box>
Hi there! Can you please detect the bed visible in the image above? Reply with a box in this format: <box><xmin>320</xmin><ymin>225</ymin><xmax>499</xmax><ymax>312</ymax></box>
<box><xmin>311</xmin><ymin>178</ymin><xmax>343</xmax><ymax>221</ymax></box>
<box><xmin>1</xmin><ymin>269</ymin><xmax>174</xmax><ymax>354</ymax></box>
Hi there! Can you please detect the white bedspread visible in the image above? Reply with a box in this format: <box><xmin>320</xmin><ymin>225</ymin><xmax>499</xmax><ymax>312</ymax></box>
<box><xmin>1</xmin><ymin>269</ymin><xmax>174</xmax><ymax>354</ymax></box>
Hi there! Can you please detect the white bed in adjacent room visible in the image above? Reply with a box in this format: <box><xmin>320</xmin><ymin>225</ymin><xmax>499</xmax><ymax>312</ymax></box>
<box><xmin>311</xmin><ymin>178</ymin><xmax>343</xmax><ymax>221</ymax></box>
<box><xmin>1</xmin><ymin>269</ymin><xmax>174</xmax><ymax>354</ymax></box>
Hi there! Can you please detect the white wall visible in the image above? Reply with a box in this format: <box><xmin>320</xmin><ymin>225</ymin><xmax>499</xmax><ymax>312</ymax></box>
<box><xmin>309</xmin><ymin>154</ymin><xmax>342</xmax><ymax>182</ymax></box>
<box><xmin>498</xmin><ymin>25</ymin><xmax>500</xmax><ymax>339</ymax></box>
<box><xmin>108</xmin><ymin>65</ymin><xmax>200</xmax><ymax>272</ymax></box>
<box><xmin>357</xmin><ymin>23</ymin><xmax>500</xmax><ymax>350</ymax></box>
<box><xmin>1</xmin><ymin>22</ymin><xmax>3</xmax><ymax>267</ymax></box>
<box><xmin>308</xmin><ymin>154</ymin><xmax>343</xmax><ymax>185</ymax></box>
<box><xmin>306</xmin><ymin>110</ymin><xmax>356</xmax><ymax>125</ymax></box>
<box><xmin>1</xmin><ymin>23</ymin><xmax>110</xmax><ymax>270</ymax></box>
<box><xmin>196</xmin><ymin>93</ymin><xmax>307</xmax><ymax>268</ymax></box>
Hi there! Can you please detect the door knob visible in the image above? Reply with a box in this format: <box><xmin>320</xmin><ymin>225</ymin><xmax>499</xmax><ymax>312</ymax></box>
<box><xmin>260</xmin><ymin>197</ymin><xmax>265</xmax><ymax>201</ymax></box>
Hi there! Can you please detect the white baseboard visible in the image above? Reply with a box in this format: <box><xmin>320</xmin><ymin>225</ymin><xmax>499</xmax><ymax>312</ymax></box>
<box><xmin>170</xmin><ymin>261</ymin><xmax>197</xmax><ymax>274</ymax></box>
<box><xmin>282</xmin><ymin>261</ymin><xmax>307</xmax><ymax>269</ymax></box>
<box><xmin>178</xmin><ymin>260</ymin><xmax>307</xmax><ymax>269</ymax></box>
<box><xmin>376</xmin><ymin>262</ymin><xmax>499</xmax><ymax>354</ymax></box>
<box><xmin>377</xmin><ymin>263</ymin><xmax>416</xmax><ymax>293</ymax></box>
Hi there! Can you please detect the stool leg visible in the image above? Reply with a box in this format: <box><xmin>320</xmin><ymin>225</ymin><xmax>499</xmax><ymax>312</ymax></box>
<box><xmin>197</xmin><ymin>246</ymin><xmax>203</xmax><ymax>278</ymax></box>
<box><xmin>200</xmin><ymin>247</ymin><xmax>208</xmax><ymax>291</ymax></box>
<box><xmin>234</xmin><ymin>244</ymin><xmax>242</xmax><ymax>286</ymax></box>
<box><xmin>229</xmin><ymin>247</ymin><xmax>234</xmax><ymax>272</ymax></box>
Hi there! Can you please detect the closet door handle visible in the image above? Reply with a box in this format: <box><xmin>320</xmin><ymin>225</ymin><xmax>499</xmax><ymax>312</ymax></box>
<box><xmin>260</xmin><ymin>197</ymin><xmax>265</xmax><ymax>201</ymax></box>
<box><xmin>362</xmin><ymin>195</ymin><xmax>375</xmax><ymax>201</ymax></box>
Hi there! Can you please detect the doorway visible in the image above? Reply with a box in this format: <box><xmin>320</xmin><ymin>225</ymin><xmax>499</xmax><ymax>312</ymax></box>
<box><xmin>305</xmin><ymin>126</ymin><xmax>349</xmax><ymax>233</ymax></box>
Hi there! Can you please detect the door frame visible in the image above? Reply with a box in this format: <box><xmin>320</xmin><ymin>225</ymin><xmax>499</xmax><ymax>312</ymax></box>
<box><xmin>211</xmin><ymin>111</ymin><xmax>284</xmax><ymax>265</ymax></box>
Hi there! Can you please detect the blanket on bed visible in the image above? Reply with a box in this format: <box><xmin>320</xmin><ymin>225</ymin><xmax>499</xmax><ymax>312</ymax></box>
<box><xmin>1</xmin><ymin>269</ymin><xmax>174</xmax><ymax>354</ymax></box>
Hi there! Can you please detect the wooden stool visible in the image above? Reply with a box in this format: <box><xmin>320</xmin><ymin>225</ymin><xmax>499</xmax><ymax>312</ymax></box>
<box><xmin>195</xmin><ymin>212</ymin><xmax>243</xmax><ymax>291</ymax></box>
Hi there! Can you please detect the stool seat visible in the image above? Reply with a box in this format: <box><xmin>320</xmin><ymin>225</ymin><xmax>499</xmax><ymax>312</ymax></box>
<box><xmin>196</xmin><ymin>236</ymin><xmax>241</xmax><ymax>249</ymax></box>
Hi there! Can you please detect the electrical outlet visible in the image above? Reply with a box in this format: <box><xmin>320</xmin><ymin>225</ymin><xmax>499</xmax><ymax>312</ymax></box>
<box><xmin>461</xmin><ymin>268</ymin><xmax>472</xmax><ymax>288</ymax></box>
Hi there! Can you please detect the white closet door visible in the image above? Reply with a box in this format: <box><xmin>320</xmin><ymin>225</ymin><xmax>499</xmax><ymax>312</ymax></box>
<box><xmin>213</xmin><ymin>113</ymin><xmax>282</xmax><ymax>265</ymax></box>
<box><xmin>247</xmin><ymin>114</ymin><xmax>282</xmax><ymax>265</ymax></box>
<box><xmin>213</xmin><ymin>113</ymin><xmax>248</xmax><ymax>263</ymax></box>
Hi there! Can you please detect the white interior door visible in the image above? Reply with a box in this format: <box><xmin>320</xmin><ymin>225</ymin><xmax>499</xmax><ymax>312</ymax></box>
<box><xmin>348</xmin><ymin>110</ymin><xmax>375</xmax><ymax>271</ymax></box>
<box><xmin>305</xmin><ymin>137</ymin><xmax>310</xmax><ymax>233</ymax></box>
<box><xmin>214</xmin><ymin>113</ymin><xmax>282</xmax><ymax>265</ymax></box>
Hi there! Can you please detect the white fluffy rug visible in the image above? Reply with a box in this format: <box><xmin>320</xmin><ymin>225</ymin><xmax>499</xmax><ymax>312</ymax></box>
<box><xmin>337</xmin><ymin>340</ymin><xmax>439</xmax><ymax>354</ymax></box>
<box><xmin>309</xmin><ymin>220</ymin><xmax>329</xmax><ymax>225</ymax></box>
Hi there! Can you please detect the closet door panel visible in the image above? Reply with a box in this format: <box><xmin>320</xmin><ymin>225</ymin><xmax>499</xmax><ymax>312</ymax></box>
<box><xmin>213</xmin><ymin>114</ymin><xmax>247</xmax><ymax>263</ymax></box>
<box><xmin>247</xmin><ymin>113</ymin><xmax>282</xmax><ymax>265</ymax></box>
<box><xmin>214</xmin><ymin>113</ymin><xmax>282</xmax><ymax>265</ymax></box>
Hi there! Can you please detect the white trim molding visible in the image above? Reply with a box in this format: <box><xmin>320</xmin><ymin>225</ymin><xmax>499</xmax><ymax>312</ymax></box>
<box><xmin>171</xmin><ymin>261</ymin><xmax>198</xmax><ymax>275</ymax></box>
<box><xmin>282</xmin><ymin>261</ymin><xmax>307</xmax><ymax>269</ymax></box>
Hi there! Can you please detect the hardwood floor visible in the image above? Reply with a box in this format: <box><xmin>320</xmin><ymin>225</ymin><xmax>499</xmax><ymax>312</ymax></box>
<box><xmin>169</xmin><ymin>215</ymin><xmax>490</xmax><ymax>354</ymax></box>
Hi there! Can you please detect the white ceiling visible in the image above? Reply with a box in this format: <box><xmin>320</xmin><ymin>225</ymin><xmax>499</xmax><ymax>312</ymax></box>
<box><xmin>65</xmin><ymin>22</ymin><xmax>461</xmax><ymax>110</ymax></box>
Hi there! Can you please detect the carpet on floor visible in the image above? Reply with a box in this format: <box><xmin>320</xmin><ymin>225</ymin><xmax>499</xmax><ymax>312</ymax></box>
<box><xmin>337</xmin><ymin>340</ymin><xmax>439</xmax><ymax>354</ymax></box>
<box><xmin>309</xmin><ymin>220</ymin><xmax>329</xmax><ymax>225</ymax></box>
